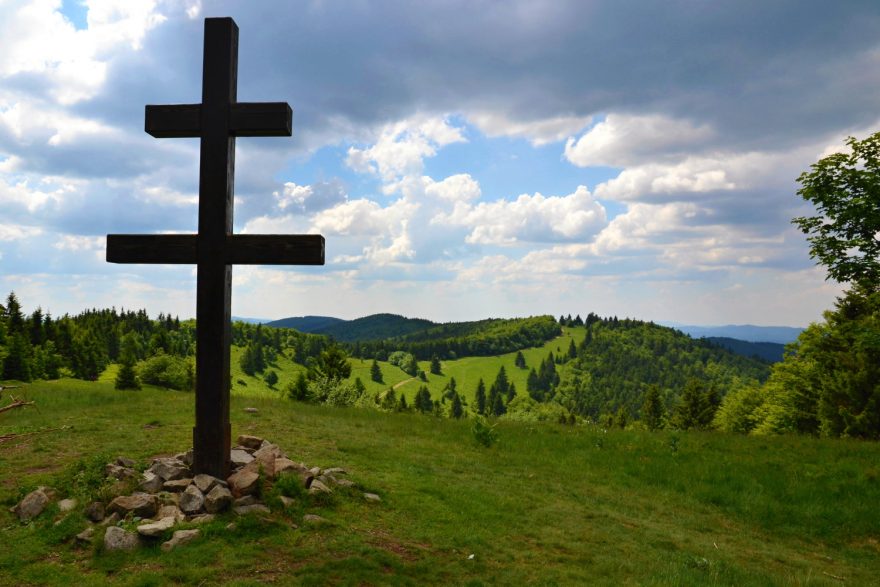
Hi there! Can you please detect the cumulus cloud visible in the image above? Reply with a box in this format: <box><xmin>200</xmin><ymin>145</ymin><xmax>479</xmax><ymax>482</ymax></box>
<box><xmin>274</xmin><ymin>180</ymin><xmax>347</xmax><ymax>213</ymax></box>
<box><xmin>468</xmin><ymin>112</ymin><xmax>591</xmax><ymax>146</ymax></box>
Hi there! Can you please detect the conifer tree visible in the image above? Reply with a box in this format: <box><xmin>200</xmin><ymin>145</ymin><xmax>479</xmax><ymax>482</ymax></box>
<box><xmin>115</xmin><ymin>332</ymin><xmax>140</xmax><ymax>390</ymax></box>
<box><xmin>287</xmin><ymin>371</ymin><xmax>309</xmax><ymax>401</ymax></box>
<box><xmin>430</xmin><ymin>354</ymin><xmax>442</xmax><ymax>375</ymax></box>
<box><xmin>641</xmin><ymin>384</ymin><xmax>665</xmax><ymax>430</ymax></box>
<box><xmin>370</xmin><ymin>359</ymin><xmax>383</xmax><ymax>383</ymax></box>
<box><xmin>451</xmin><ymin>393</ymin><xmax>464</xmax><ymax>419</ymax></box>
<box><xmin>2</xmin><ymin>333</ymin><xmax>32</xmax><ymax>382</ymax></box>
<box><xmin>4</xmin><ymin>292</ymin><xmax>24</xmax><ymax>335</ymax></box>
<box><xmin>514</xmin><ymin>350</ymin><xmax>526</xmax><ymax>369</ymax></box>
<box><xmin>491</xmin><ymin>390</ymin><xmax>506</xmax><ymax>416</ymax></box>
<box><xmin>475</xmin><ymin>378</ymin><xmax>487</xmax><ymax>415</ymax></box>
<box><xmin>567</xmin><ymin>338</ymin><xmax>577</xmax><ymax>360</ymax></box>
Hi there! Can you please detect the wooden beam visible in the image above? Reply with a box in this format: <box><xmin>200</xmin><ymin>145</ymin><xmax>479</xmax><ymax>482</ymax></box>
<box><xmin>145</xmin><ymin>104</ymin><xmax>201</xmax><ymax>138</ymax></box>
<box><xmin>106</xmin><ymin>234</ymin><xmax>325</xmax><ymax>265</ymax></box>
<box><xmin>230</xmin><ymin>102</ymin><xmax>292</xmax><ymax>136</ymax></box>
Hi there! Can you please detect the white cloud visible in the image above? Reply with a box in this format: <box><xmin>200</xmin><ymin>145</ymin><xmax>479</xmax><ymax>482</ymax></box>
<box><xmin>53</xmin><ymin>234</ymin><xmax>104</xmax><ymax>251</ymax></box>
<box><xmin>0</xmin><ymin>224</ymin><xmax>42</xmax><ymax>241</ymax></box>
<box><xmin>468</xmin><ymin>111</ymin><xmax>591</xmax><ymax>146</ymax></box>
<box><xmin>273</xmin><ymin>180</ymin><xmax>347</xmax><ymax>213</ymax></box>
<box><xmin>437</xmin><ymin>185</ymin><xmax>606</xmax><ymax>245</ymax></box>
<box><xmin>564</xmin><ymin>114</ymin><xmax>715</xmax><ymax>167</ymax></box>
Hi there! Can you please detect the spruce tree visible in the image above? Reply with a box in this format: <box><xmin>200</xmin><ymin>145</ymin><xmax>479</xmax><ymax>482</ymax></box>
<box><xmin>491</xmin><ymin>390</ymin><xmax>506</xmax><ymax>416</ymax></box>
<box><xmin>115</xmin><ymin>332</ymin><xmax>141</xmax><ymax>390</ymax></box>
<box><xmin>430</xmin><ymin>354</ymin><xmax>442</xmax><ymax>375</ymax></box>
<box><xmin>475</xmin><ymin>378</ymin><xmax>487</xmax><ymax>415</ymax></box>
<box><xmin>451</xmin><ymin>393</ymin><xmax>464</xmax><ymax>419</ymax></box>
<box><xmin>2</xmin><ymin>333</ymin><xmax>32</xmax><ymax>382</ymax></box>
<box><xmin>370</xmin><ymin>359</ymin><xmax>383</xmax><ymax>383</ymax></box>
<box><xmin>514</xmin><ymin>350</ymin><xmax>526</xmax><ymax>369</ymax></box>
<box><xmin>641</xmin><ymin>384</ymin><xmax>665</xmax><ymax>430</ymax></box>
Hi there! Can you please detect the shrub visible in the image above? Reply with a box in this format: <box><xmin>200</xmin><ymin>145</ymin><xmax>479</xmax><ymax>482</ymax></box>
<box><xmin>138</xmin><ymin>353</ymin><xmax>194</xmax><ymax>391</ymax></box>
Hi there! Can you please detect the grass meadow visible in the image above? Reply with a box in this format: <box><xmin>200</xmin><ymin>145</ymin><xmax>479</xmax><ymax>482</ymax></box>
<box><xmin>1</xmin><ymin>376</ymin><xmax>878</xmax><ymax>585</ymax></box>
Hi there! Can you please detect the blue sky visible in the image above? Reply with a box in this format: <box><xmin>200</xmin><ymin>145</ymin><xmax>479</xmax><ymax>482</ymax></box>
<box><xmin>1</xmin><ymin>1</ymin><xmax>878</xmax><ymax>325</ymax></box>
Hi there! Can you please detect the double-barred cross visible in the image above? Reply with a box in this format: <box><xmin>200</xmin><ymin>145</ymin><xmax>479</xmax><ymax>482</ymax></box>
<box><xmin>107</xmin><ymin>17</ymin><xmax>324</xmax><ymax>479</ymax></box>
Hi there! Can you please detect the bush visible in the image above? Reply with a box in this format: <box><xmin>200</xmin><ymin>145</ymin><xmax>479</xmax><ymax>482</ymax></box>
<box><xmin>472</xmin><ymin>416</ymin><xmax>499</xmax><ymax>448</ymax></box>
<box><xmin>138</xmin><ymin>353</ymin><xmax>194</xmax><ymax>391</ymax></box>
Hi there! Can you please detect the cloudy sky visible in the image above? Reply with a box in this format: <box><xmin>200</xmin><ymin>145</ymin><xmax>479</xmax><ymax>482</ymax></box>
<box><xmin>1</xmin><ymin>0</ymin><xmax>878</xmax><ymax>325</ymax></box>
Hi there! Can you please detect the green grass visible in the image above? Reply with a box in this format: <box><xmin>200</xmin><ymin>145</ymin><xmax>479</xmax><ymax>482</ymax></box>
<box><xmin>1</xmin><ymin>377</ymin><xmax>879</xmax><ymax>585</ymax></box>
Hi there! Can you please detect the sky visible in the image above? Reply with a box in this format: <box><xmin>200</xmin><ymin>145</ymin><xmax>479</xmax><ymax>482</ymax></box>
<box><xmin>1</xmin><ymin>0</ymin><xmax>878</xmax><ymax>326</ymax></box>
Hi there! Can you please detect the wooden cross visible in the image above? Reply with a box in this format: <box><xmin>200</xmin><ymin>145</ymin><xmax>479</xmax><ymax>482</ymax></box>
<box><xmin>107</xmin><ymin>17</ymin><xmax>324</xmax><ymax>479</ymax></box>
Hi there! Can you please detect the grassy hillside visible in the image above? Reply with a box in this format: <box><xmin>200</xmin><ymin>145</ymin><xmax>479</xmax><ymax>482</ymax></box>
<box><xmin>1</xmin><ymin>379</ymin><xmax>878</xmax><ymax>585</ymax></box>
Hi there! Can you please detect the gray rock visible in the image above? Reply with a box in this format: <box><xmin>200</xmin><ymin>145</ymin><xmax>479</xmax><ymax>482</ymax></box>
<box><xmin>230</xmin><ymin>449</ymin><xmax>254</xmax><ymax>467</ymax></box>
<box><xmin>335</xmin><ymin>478</ymin><xmax>355</xmax><ymax>488</ymax></box>
<box><xmin>178</xmin><ymin>485</ymin><xmax>205</xmax><ymax>515</ymax></box>
<box><xmin>273</xmin><ymin>457</ymin><xmax>302</xmax><ymax>476</ymax></box>
<box><xmin>323</xmin><ymin>467</ymin><xmax>347</xmax><ymax>476</ymax></box>
<box><xmin>108</xmin><ymin>494</ymin><xmax>158</xmax><ymax>519</ymax></box>
<box><xmin>161</xmin><ymin>529</ymin><xmax>200</xmax><ymax>552</ymax></box>
<box><xmin>205</xmin><ymin>484</ymin><xmax>233</xmax><ymax>514</ymax></box>
<box><xmin>317</xmin><ymin>474</ymin><xmax>337</xmax><ymax>487</ymax></box>
<box><xmin>105</xmin><ymin>463</ymin><xmax>136</xmax><ymax>480</ymax></box>
<box><xmin>84</xmin><ymin>501</ymin><xmax>105</xmax><ymax>522</ymax></box>
<box><xmin>148</xmin><ymin>457</ymin><xmax>190</xmax><ymax>481</ymax></box>
<box><xmin>139</xmin><ymin>471</ymin><xmax>165</xmax><ymax>494</ymax></box>
<box><xmin>75</xmin><ymin>527</ymin><xmax>95</xmax><ymax>545</ymax></box>
<box><xmin>236</xmin><ymin>434</ymin><xmax>264</xmax><ymax>449</ymax></box>
<box><xmin>12</xmin><ymin>488</ymin><xmax>51</xmax><ymax>522</ymax></box>
<box><xmin>279</xmin><ymin>496</ymin><xmax>296</xmax><ymax>509</ymax></box>
<box><xmin>227</xmin><ymin>469</ymin><xmax>260</xmax><ymax>497</ymax></box>
<box><xmin>308</xmin><ymin>480</ymin><xmax>332</xmax><ymax>495</ymax></box>
<box><xmin>162</xmin><ymin>478</ymin><xmax>193</xmax><ymax>492</ymax></box>
<box><xmin>156</xmin><ymin>491</ymin><xmax>179</xmax><ymax>506</ymax></box>
<box><xmin>174</xmin><ymin>450</ymin><xmax>193</xmax><ymax>467</ymax></box>
<box><xmin>309</xmin><ymin>467</ymin><xmax>322</xmax><ymax>477</ymax></box>
<box><xmin>116</xmin><ymin>456</ymin><xmax>136</xmax><ymax>468</ymax></box>
<box><xmin>193</xmin><ymin>474</ymin><xmax>223</xmax><ymax>494</ymax></box>
<box><xmin>302</xmin><ymin>514</ymin><xmax>328</xmax><ymax>525</ymax></box>
<box><xmin>234</xmin><ymin>504</ymin><xmax>270</xmax><ymax>516</ymax></box>
<box><xmin>58</xmin><ymin>498</ymin><xmax>77</xmax><ymax>513</ymax></box>
<box><xmin>363</xmin><ymin>493</ymin><xmax>382</xmax><ymax>503</ymax></box>
<box><xmin>104</xmin><ymin>526</ymin><xmax>140</xmax><ymax>551</ymax></box>
<box><xmin>187</xmin><ymin>513</ymin><xmax>216</xmax><ymax>524</ymax></box>
<box><xmin>137</xmin><ymin>516</ymin><xmax>176</xmax><ymax>537</ymax></box>
<box><xmin>100</xmin><ymin>512</ymin><xmax>120</xmax><ymax>526</ymax></box>
<box><xmin>233</xmin><ymin>495</ymin><xmax>257</xmax><ymax>507</ymax></box>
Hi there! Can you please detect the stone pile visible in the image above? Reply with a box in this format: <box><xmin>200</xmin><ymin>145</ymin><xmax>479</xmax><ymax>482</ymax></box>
<box><xmin>10</xmin><ymin>434</ymin><xmax>380</xmax><ymax>552</ymax></box>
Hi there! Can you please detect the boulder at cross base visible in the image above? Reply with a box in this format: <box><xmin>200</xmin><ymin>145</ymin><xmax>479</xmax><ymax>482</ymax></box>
<box><xmin>104</xmin><ymin>526</ymin><xmax>140</xmax><ymax>551</ymax></box>
<box><xmin>107</xmin><ymin>494</ymin><xmax>159</xmax><ymax>519</ymax></box>
<box><xmin>11</xmin><ymin>487</ymin><xmax>54</xmax><ymax>522</ymax></box>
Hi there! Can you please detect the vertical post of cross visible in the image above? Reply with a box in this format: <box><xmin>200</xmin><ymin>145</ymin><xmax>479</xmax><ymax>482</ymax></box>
<box><xmin>191</xmin><ymin>18</ymin><xmax>237</xmax><ymax>479</ymax></box>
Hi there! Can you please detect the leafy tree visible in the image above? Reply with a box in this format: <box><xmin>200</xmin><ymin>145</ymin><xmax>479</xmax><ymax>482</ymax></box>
<box><xmin>370</xmin><ymin>359</ymin><xmax>383</xmax><ymax>383</ymax></box>
<box><xmin>474</xmin><ymin>378</ymin><xmax>487</xmax><ymax>415</ymax></box>
<box><xmin>430</xmin><ymin>354</ymin><xmax>442</xmax><ymax>375</ymax></box>
<box><xmin>614</xmin><ymin>406</ymin><xmax>628</xmax><ymax>429</ymax></box>
<box><xmin>793</xmin><ymin>131</ymin><xmax>880</xmax><ymax>289</ymax></box>
<box><xmin>714</xmin><ymin>383</ymin><xmax>765</xmax><ymax>434</ymax></box>
<box><xmin>514</xmin><ymin>350</ymin><xmax>526</xmax><ymax>369</ymax></box>
<box><xmin>641</xmin><ymin>384</ymin><xmax>665</xmax><ymax>431</ymax></box>
<box><xmin>138</xmin><ymin>353</ymin><xmax>194</xmax><ymax>391</ymax></box>
<box><xmin>115</xmin><ymin>332</ymin><xmax>141</xmax><ymax>390</ymax></box>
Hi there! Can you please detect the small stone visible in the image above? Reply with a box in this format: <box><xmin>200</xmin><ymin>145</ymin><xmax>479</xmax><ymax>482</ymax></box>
<box><xmin>156</xmin><ymin>491</ymin><xmax>179</xmax><ymax>506</ymax></box>
<box><xmin>193</xmin><ymin>474</ymin><xmax>223</xmax><ymax>494</ymax></box>
<box><xmin>177</xmin><ymin>450</ymin><xmax>194</xmax><ymax>467</ymax></box>
<box><xmin>137</xmin><ymin>516</ymin><xmax>176</xmax><ymax>537</ymax></box>
<box><xmin>178</xmin><ymin>485</ymin><xmax>205</xmax><ymax>515</ymax></box>
<box><xmin>84</xmin><ymin>501</ymin><xmax>105</xmax><ymax>522</ymax></box>
<box><xmin>205</xmin><ymin>484</ymin><xmax>233</xmax><ymax>514</ymax></box>
<box><xmin>104</xmin><ymin>526</ymin><xmax>140</xmax><ymax>551</ymax></box>
<box><xmin>139</xmin><ymin>471</ymin><xmax>165</xmax><ymax>494</ymax></box>
<box><xmin>116</xmin><ymin>456</ymin><xmax>136</xmax><ymax>468</ymax></box>
<box><xmin>75</xmin><ymin>527</ymin><xmax>95</xmax><ymax>545</ymax></box>
<box><xmin>234</xmin><ymin>504</ymin><xmax>270</xmax><ymax>516</ymax></box>
<box><xmin>234</xmin><ymin>495</ymin><xmax>257</xmax><ymax>507</ymax></box>
<box><xmin>163</xmin><ymin>478</ymin><xmax>193</xmax><ymax>492</ymax></box>
<box><xmin>187</xmin><ymin>513</ymin><xmax>216</xmax><ymax>524</ymax></box>
<box><xmin>230</xmin><ymin>449</ymin><xmax>254</xmax><ymax>467</ymax></box>
<box><xmin>227</xmin><ymin>469</ymin><xmax>260</xmax><ymax>498</ymax></box>
<box><xmin>58</xmin><ymin>498</ymin><xmax>77</xmax><ymax>513</ymax></box>
<box><xmin>317</xmin><ymin>474</ymin><xmax>337</xmax><ymax>487</ymax></box>
<box><xmin>100</xmin><ymin>512</ymin><xmax>120</xmax><ymax>526</ymax></box>
<box><xmin>363</xmin><ymin>493</ymin><xmax>382</xmax><ymax>503</ymax></box>
<box><xmin>244</xmin><ymin>407</ymin><xmax>259</xmax><ymax>413</ymax></box>
<box><xmin>108</xmin><ymin>494</ymin><xmax>158</xmax><ymax>519</ymax></box>
<box><xmin>236</xmin><ymin>434</ymin><xmax>264</xmax><ymax>449</ymax></box>
<box><xmin>302</xmin><ymin>514</ymin><xmax>328</xmax><ymax>525</ymax></box>
<box><xmin>12</xmin><ymin>488</ymin><xmax>50</xmax><ymax>522</ymax></box>
<box><xmin>323</xmin><ymin>467</ymin><xmax>347</xmax><ymax>476</ymax></box>
<box><xmin>308</xmin><ymin>480</ymin><xmax>332</xmax><ymax>495</ymax></box>
<box><xmin>279</xmin><ymin>496</ymin><xmax>296</xmax><ymax>508</ymax></box>
<box><xmin>335</xmin><ymin>478</ymin><xmax>355</xmax><ymax>488</ymax></box>
<box><xmin>309</xmin><ymin>467</ymin><xmax>321</xmax><ymax>477</ymax></box>
<box><xmin>161</xmin><ymin>529</ymin><xmax>200</xmax><ymax>552</ymax></box>
<box><xmin>274</xmin><ymin>457</ymin><xmax>301</xmax><ymax>476</ymax></box>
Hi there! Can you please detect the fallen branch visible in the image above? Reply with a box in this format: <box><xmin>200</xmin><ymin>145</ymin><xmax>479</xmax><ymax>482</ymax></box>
<box><xmin>823</xmin><ymin>571</ymin><xmax>846</xmax><ymax>582</ymax></box>
<box><xmin>0</xmin><ymin>425</ymin><xmax>68</xmax><ymax>444</ymax></box>
<box><xmin>0</xmin><ymin>396</ymin><xmax>35</xmax><ymax>415</ymax></box>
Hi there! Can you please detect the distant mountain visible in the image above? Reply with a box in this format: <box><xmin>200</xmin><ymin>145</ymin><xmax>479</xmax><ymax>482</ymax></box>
<box><xmin>317</xmin><ymin>313</ymin><xmax>437</xmax><ymax>342</ymax></box>
<box><xmin>232</xmin><ymin>316</ymin><xmax>272</xmax><ymax>325</ymax></box>
<box><xmin>265</xmin><ymin>315</ymin><xmax>345</xmax><ymax>332</ymax></box>
<box><xmin>706</xmin><ymin>337</ymin><xmax>787</xmax><ymax>363</ymax></box>
<box><xmin>664</xmin><ymin>324</ymin><xmax>804</xmax><ymax>344</ymax></box>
